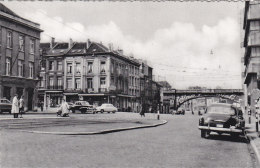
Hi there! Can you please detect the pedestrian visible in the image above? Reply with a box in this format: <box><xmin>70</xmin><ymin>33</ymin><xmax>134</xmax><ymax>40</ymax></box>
<box><xmin>40</xmin><ymin>101</ymin><xmax>43</xmax><ymax>112</ymax></box>
<box><xmin>140</xmin><ymin>104</ymin><xmax>145</xmax><ymax>117</ymax></box>
<box><xmin>60</xmin><ymin>99</ymin><xmax>69</xmax><ymax>117</ymax></box>
<box><xmin>19</xmin><ymin>95</ymin><xmax>24</xmax><ymax>118</ymax></box>
<box><xmin>11</xmin><ymin>94</ymin><xmax>19</xmax><ymax>118</ymax></box>
<box><xmin>192</xmin><ymin>110</ymin><xmax>194</xmax><ymax>115</ymax></box>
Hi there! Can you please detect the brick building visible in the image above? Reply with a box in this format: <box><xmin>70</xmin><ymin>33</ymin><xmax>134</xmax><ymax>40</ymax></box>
<box><xmin>0</xmin><ymin>3</ymin><xmax>42</xmax><ymax>111</ymax></box>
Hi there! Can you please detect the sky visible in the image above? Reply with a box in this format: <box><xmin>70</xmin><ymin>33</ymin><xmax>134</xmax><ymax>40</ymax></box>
<box><xmin>2</xmin><ymin>1</ymin><xmax>245</xmax><ymax>89</ymax></box>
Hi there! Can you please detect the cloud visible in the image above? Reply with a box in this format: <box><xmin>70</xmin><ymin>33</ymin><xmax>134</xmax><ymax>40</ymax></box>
<box><xmin>25</xmin><ymin>10</ymin><xmax>242</xmax><ymax>89</ymax></box>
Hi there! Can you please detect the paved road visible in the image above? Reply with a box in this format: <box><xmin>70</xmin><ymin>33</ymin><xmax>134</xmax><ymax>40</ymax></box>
<box><xmin>0</xmin><ymin>113</ymin><xmax>258</xmax><ymax>168</ymax></box>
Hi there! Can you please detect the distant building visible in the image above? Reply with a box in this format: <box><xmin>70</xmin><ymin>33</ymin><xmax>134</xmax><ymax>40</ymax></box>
<box><xmin>39</xmin><ymin>39</ymin><xmax>141</xmax><ymax>112</ymax></box>
<box><xmin>0</xmin><ymin>3</ymin><xmax>42</xmax><ymax>111</ymax></box>
<box><xmin>243</xmin><ymin>1</ymin><xmax>260</xmax><ymax>113</ymax></box>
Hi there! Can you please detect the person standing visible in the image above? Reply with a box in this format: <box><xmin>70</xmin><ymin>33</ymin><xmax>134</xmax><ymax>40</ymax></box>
<box><xmin>19</xmin><ymin>96</ymin><xmax>24</xmax><ymax>118</ymax></box>
<box><xmin>60</xmin><ymin>99</ymin><xmax>69</xmax><ymax>117</ymax></box>
<box><xmin>11</xmin><ymin>94</ymin><xmax>19</xmax><ymax>118</ymax></box>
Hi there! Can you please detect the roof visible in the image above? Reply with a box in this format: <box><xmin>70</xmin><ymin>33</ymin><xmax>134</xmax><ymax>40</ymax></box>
<box><xmin>67</xmin><ymin>42</ymin><xmax>87</xmax><ymax>55</ymax></box>
<box><xmin>86</xmin><ymin>42</ymin><xmax>109</xmax><ymax>54</ymax></box>
<box><xmin>0</xmin><ymin>3</ymin><xmax>18</xmax><ymax>17</ymax></box>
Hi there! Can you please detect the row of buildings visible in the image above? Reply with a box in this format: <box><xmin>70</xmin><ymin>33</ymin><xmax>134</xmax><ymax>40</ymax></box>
<box><xmin>0</xmin><ymin>3</ymin><xmax>167</xmax><ymax>112</ymax></box>
<box><xmin>39</xmin><ymin>38</ymin><xmax>162</xmax><ymax>112</ymax></box>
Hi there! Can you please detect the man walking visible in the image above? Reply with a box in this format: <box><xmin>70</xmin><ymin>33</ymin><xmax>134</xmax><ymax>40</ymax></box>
<box><xmin>11</xmin><ymin>94</ymin><xmax>19</xmax><ymax>118</ymax></box>
<box><xmin>19</xmin><ymin>96</ymin><xmax>24</xmax><ymax>118</ymax></box>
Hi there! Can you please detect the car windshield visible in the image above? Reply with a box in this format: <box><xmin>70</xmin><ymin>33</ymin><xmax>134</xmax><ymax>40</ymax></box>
<box><xmin>1</xmin><ymin>99</ymin><xmax>10</xmax><ymax>103</ymax></box>
<box><xmin>81</xmin><ymin>101</ymin><xmax>90</xmax><ymax>106</ymax></box>
<box><xmin>207</xmin><ymin>105</ymin><xmax>235</xmax><ymax>115</ymax></box>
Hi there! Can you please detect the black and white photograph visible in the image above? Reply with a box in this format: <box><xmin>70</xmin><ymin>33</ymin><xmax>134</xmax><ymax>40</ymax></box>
<box><xmin>0</xmin><ymin>0</ymin><xmax>259</xmax><ymax>167</ymax></box>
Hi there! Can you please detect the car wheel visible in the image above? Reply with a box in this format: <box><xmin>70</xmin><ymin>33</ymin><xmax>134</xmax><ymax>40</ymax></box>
<box><xmin>101</xmin><ymin>109</ymin><xmax>104</xmax><ymax>113</ymax></box>
<box><xmin>108</xmin><ymin>112</ymin><xmax>110</xmax><ymax>113</ymax></box>
<box><xmin>201</xmin><ymin>130</ymin><xmax>206</xmax><ymax>138</ymax></box>
<box><xmin>112</xmin><ymin>111</ymin><xmax>116</xmax><ymax>113</ymax></box>
<box><xmin>72</xmin><ymin>109</ymin><xmax>75</xmax><ymax>113</ymax></box>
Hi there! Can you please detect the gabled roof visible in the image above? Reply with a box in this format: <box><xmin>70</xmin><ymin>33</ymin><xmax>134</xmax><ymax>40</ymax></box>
<box><xmin>86</xmin><ymin>42</ymin><xmax>109</xmax><ymax>54</ymax></box>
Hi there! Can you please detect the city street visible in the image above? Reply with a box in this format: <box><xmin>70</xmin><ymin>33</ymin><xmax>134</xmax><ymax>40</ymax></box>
<box><xmin>0</xmin><ymin>112</ymin><xmax>258</xmax><ymax>168</ymax></box>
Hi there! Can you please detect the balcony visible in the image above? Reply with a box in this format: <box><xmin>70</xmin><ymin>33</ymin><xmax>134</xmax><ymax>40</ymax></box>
<box><xmin>47</xmin><ymin>85</ymin><xmax>63</xmax><ymax>90</ymax></box>
<box><xmin>99</xmin><ymin>88</ymin><xmax>107</xmax><ymax>93</ymax></box>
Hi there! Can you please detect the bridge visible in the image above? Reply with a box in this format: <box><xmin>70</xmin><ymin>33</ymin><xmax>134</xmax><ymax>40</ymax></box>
<box><xmin>162</xmin><ymin>89</ymin><xmax>244</xmax><ymax>111</ymax></box>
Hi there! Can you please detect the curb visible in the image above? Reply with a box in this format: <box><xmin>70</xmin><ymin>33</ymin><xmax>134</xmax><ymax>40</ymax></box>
<box><xmin>22</xmin><ymin>120</ymin><xmax>168</xmax><ymax>135</ymax></box>
<box><xmin>247</xmin><ymin>134</ymin><xmax>260</xmax><ymax>165</ymax></box>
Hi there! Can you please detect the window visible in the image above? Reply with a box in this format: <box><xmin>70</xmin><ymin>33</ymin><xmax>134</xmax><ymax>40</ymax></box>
<box><xmin>100</xmin><ymin>77</ymin><xmax>106</xmax><ymax>86</ymax></box>
<box><xmin>57</xmin><ymin>61</ymin><xmax>62</xmax><ymax>71</ymax></box>
<box><xmin>29</xmin><ymin>62</ymin><xmax>34</xmax><ymax>78</ymax></box>
<box><xmin>5</xmin><ymin>58</ymin><xmax>10</xmax><ymax>76</ymax></box>
<box><xmin>87</xmin><ymin>78</ymin><xmax>93</xmax><ymax>88</ymax></box>
<box><xmin>40</xmin><ymin>79</ymin><xmax>44</xmax><ymax>88</ymax></box>
<box><xmin>67</xmin><ymin>63</ymin><xmax>72</xmax><ymax>74</ymax></box>
<box><xmin>87</xmin><ymin>62</ymin><xmax>93</xmax><ymax>73</ymax></box>
<box><xmin>111</xmin><ymin>62</ymin><xmax>114</xmax><ymax>73</ymax></box>
<box><xmin>49</xmin><ymin>77</ymin><xmax>54</xmax><ymax>86</ymax></box>
<box><xmin>57</xmin><ymin>77</ymin><xmax>62</xmax><ymax>87</ymax></box>
<box><xmin>49</xmin><ymin>61</ymin><xmax>54</xmax><ymax>71</ymax></box>
<box><xmin>30</xmin><ymin>39</ymin><xmax>35</xmax><ymax>54</ymax></box>
<box><xmin>19</xmin><ymin>35</ymin><xmax>24</xmax><ymax>51</ymax></box>
<box><xmin>100</xmin><ymin>61</ymin><xmax>106</xmax><ymax>73</ymax></box>
<box><xmin>67</xmin><ymin>78</ymin><xmax>72</xmax><ymax>89</ymax></box>
<box><xmin>250</xmin><ymin>21</ymin><xmax>260</xmax><ymax>31</ymax></box>
<box><xmin>76</xmin><ymin>63</ymin><xmax>81</xmax><ymax>74</ymax></box>
<box><xmin>75</xmin><ymin>78</ymin><xmax>81</xmax><ymax>89</ymax></box>
<box><xmin>18</xmin><ymin>60</ymin><xmax>23</xmax><ymax>77</ymax></box>
<box><xmin>252</xmin><ymin>47</ymin><xmax>260</xmax><ymax>57</ymax></box>
<box><xmin>7</xmin><ymin>31</ymin><xmax>12</xmax><ymax>48</ymax></box>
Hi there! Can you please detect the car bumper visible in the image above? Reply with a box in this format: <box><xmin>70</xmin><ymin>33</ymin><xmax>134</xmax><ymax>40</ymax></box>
<box><xmin>198</xmin><ymin>126</ymin><xmax>243</xmax><ymax>133</ymax></box>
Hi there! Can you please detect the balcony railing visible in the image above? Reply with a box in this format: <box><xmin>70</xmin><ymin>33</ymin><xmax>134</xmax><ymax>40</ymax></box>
<box><xmin>47</xmin><ymin>85</ymin><xmax>63</xmax><ymax>90</ymax></box>
<box><xmin>99</xmin><ymin>88</ymin><xmax>107</xmax><ymax>93</ymax></box>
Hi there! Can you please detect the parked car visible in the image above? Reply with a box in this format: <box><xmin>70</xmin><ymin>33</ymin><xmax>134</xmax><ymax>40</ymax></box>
<box><xmin>0</xmin><ymin>98</ymin><xmax>12</xmax><ymax>113</ymax></box>
<box><xmin>175</xmin><ymin>108</ymin><xmax>185</xmax><ymax>115</ymax></box>
<box><xmin>70</xmin><ymin>101</ymin><xmax>94</xmax><ymax>114</ymax></box>
<box><xmin>95</xmin><ymin>104</ymin><xmax>117</xmax><ymax>113</ymax></box>
<box><xmin>198</xmin><ymin>103</ymin><xmax>245</xmax><ymax>138</ymax></box>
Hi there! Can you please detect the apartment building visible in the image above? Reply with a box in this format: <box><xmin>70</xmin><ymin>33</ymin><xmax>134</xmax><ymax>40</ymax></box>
<box><xmin>40</xmin><ymin>39</ymin><xmax>141</xmax><ymax>111</ymax></box>
<box><xmin>0</xmin><ymin>3</ymin><xmax>42</xmax><ymax>111</ymax></box>
<box><xmin>243</xmin><ymin>1</ymin><xmax>260</xmax><ymax>113</ymax></box>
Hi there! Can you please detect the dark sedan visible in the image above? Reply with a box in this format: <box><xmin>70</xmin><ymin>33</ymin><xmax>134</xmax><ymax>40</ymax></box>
<box><xmin>198</xmin><ymin>103</ymin><xmax>245</xmax><ymax>138</ymax></box>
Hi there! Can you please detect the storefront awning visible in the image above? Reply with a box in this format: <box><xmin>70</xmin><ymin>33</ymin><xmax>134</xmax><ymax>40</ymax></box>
<box><xmin>78</xmin><ymin>93</ymin><xmax>105</xmax><ymax>96</ymax></box>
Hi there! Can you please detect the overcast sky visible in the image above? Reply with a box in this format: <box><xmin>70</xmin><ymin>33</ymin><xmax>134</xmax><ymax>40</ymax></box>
<box><xmin>3</xmin><ymin>1</ymin><xmax>245</xmax><ymax>89</ymax></box>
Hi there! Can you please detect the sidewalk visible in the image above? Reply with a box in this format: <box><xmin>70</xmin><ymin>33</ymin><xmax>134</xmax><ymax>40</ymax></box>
<box><xmin>244</xmin><ymin>114</ymin><xmax>260</xmax><ymax>164</ymax></box>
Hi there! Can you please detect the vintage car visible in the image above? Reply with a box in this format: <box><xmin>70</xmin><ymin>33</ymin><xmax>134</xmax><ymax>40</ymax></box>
<box><xmin>175</xmin><ymin>108</ymin><xmax>185</xmax><ymax>115</ymax></box>
<box><xmin>95</xmin><ymin>104</ymin><xmax>117</xmax><ymax>113</ymax></box>
<box><xmin>70</xmin><ymin>101</ymin><xmax>94</xmax><ymax>114</ymax></box>
<box><xmin>0</xmin><ymin>98</ymin><xmax>12</xmax><ymax>113</ymax></box>
<box><xmin>198</xmin><ymin>103</ymin><xmax>245</xmax><ymax>138</ymax></box>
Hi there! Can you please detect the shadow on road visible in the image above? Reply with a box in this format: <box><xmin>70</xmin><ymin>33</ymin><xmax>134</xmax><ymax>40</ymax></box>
<box><xmin>206</xmin><ymin>134</ymin><xmax>249</xmax><ymax>143</ymax></box>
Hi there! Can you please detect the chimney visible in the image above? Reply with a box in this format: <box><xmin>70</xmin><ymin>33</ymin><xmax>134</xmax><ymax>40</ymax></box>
<box><xmin>87</xmin><ymin>39</ymin><xmax>91</xmax><ymax>48</ymax></box>
<box><xmin>50</xmin><ymin>37</ymin><xmax>55</xmax><ymax>48</ymax></box>
<box><xmin>118</xmin><ymin>49</ymin><xmax>123</xmax><ymax>55</ymax></box>
<box><xmin>108</xmin><ymin>43</ymin><xmax>113</xmax><ymax>52</ymax></box>
<box><xmin>69</xmin><ymin>38</ymin><xmax>73</xmax><ymax>48</ymax></box>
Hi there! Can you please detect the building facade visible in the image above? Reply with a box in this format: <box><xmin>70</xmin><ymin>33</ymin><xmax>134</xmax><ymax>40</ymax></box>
<box><xmin>243</xmin><ymin>1</ymin><xmax>260</xmax><ymax>113</ymax></box>
<box><xmin>39</xmin><ymin>39</ymin><xmax>141</xmax><ymax>112</ymax></box>
<box><xmin>0</xmin><ymin>3</ymin><xmax>42</xmax><ymax>111</ymax></box>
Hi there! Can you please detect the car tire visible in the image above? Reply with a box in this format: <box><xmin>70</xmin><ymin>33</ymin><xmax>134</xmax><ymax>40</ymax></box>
<box><xmin>101</xmin><ymin>109</ymin><xmax>104</xmax><ymax>113</ymax></box>
<box><xmin>108</xmin><ymin>112</ymin><xmax>110</xmax><ymax>113</ymax></box>
<box><xmin>201</xmin><ymin>130</ymin><xmax>206</xmax><ymax>138</ymax></box>
<box><xmin>112</xmin><ymin>111</ymin><xmax>116</xmax><ymax>113</ymax></box>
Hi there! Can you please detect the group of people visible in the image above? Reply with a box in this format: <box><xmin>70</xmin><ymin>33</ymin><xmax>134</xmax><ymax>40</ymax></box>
<box><xmin>11</xmin><ymin>94</ymin><xmax>24</xmax><ymax>118</ymax></box>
